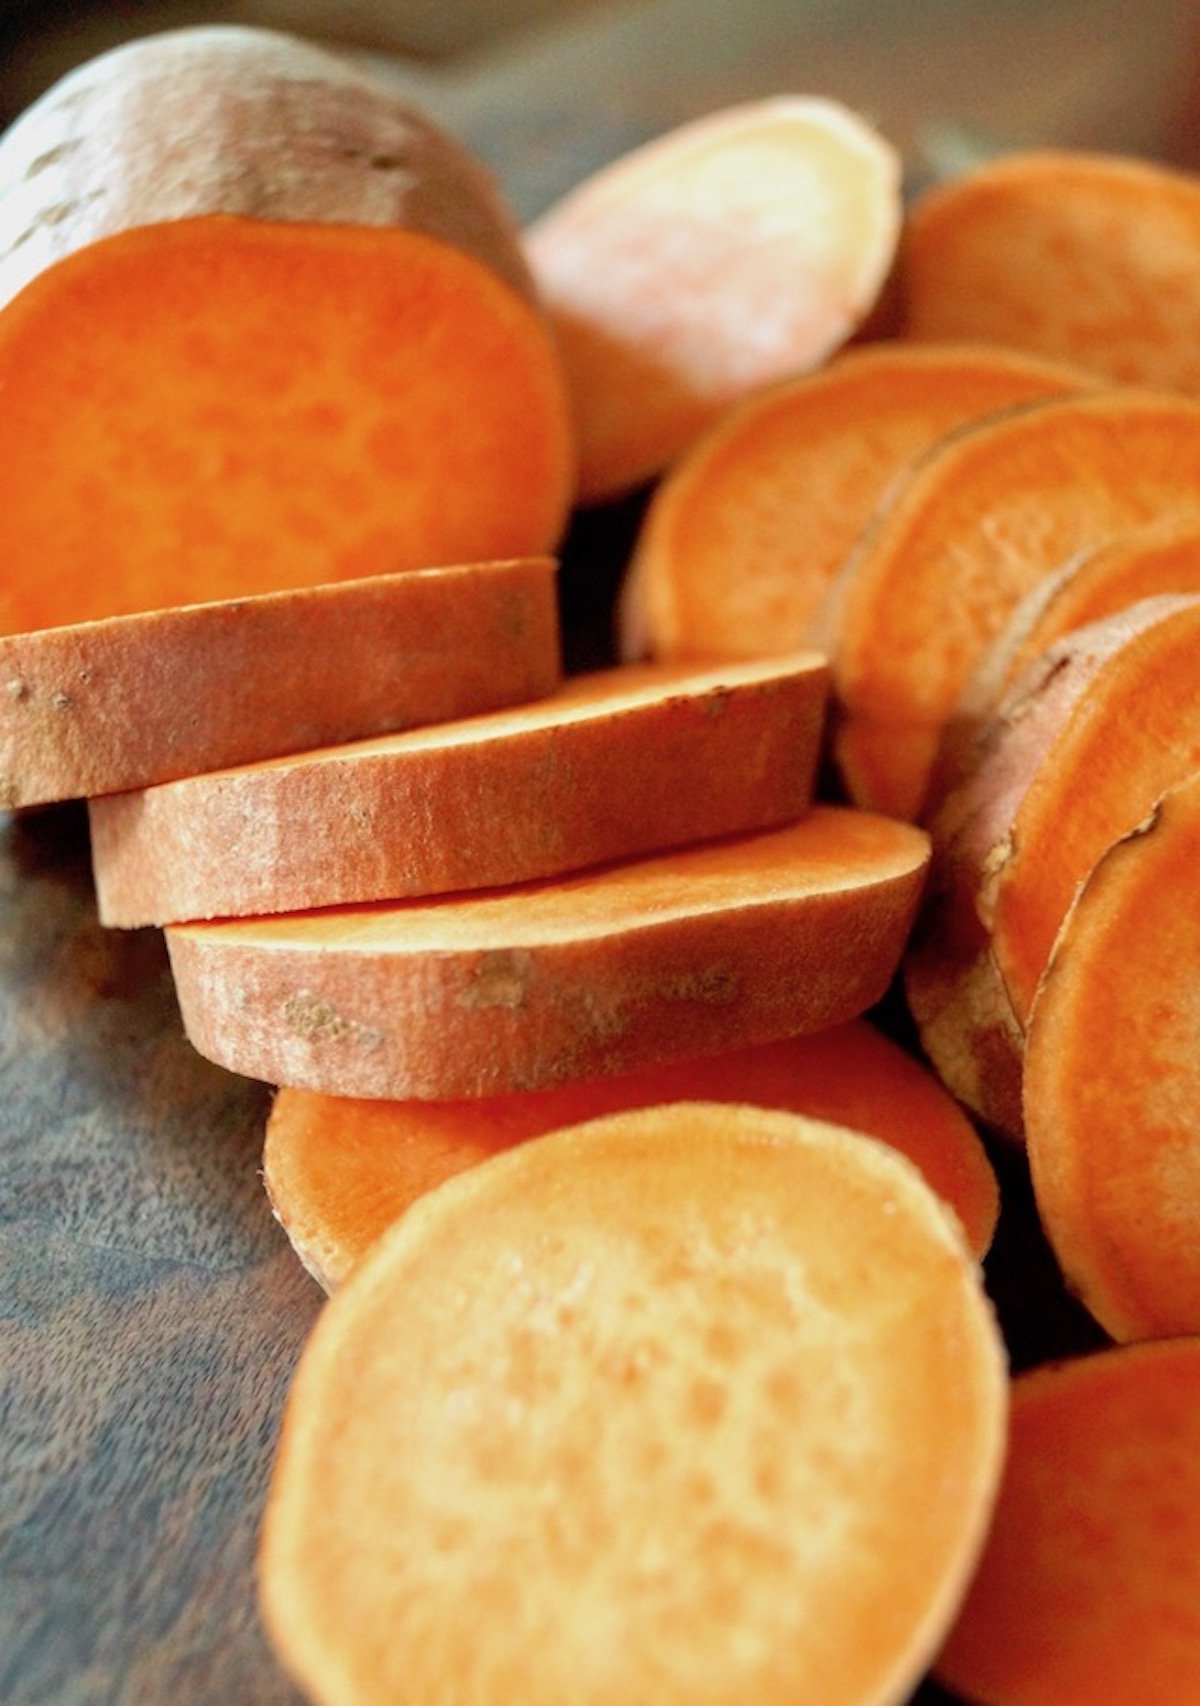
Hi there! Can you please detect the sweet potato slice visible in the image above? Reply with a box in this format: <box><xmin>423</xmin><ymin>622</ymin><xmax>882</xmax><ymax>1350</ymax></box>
<box><xmin>934</xmin><ymin>515</ymin><xmax>1200</xmax><ymax>804</ymax></box>
<box><xmin>619</xmin><ymin>342</ymin><xmax>1091</xmax><ymax>662</ymax></box>
<box><xmin>259</xmin><ymin>1102</ymin><xmax>1007</xmax><ymax>1705</ymax></box>
<box><xmin>1023</xmin><ymin>774</ymin><xmax>1200</xmax><ymax>1340</ymax></box>
<box><xmin>0</xmin><ymin>560</ymin><xmax>559</xmax><ymax>809</ymax></box>
<box><xmin>89</xmin><ymin>655</ymin><xmax>827</xmax><ymax>926</ymax></box>
<box><xmin>264</xmin><ymin>1021</ymin><xmax>999</xmax><ymax>1290</ymax></box>
<box><xmin>0</xmin><ymin>25</ymin><xmax>533</xmax><ymax>310</ymax></box>
<box><xmin>525</xmin><ymin>96</ymin><xmax>901</xmax><ymax>502</ymax></box>
<box><xmin>166</xmin><ymin>808</ymin><xmax>930</xmax><ymax>1099</ymax></box>
<box><xmin>907</xmin><ymin>596</ymin><xmax>1200</xmax><ymax>1139</ymax></box>
<box><xmin>817</xmin><ymin>390</ymin><xmax>1200</xmax><ymax>819</ymax></box>
<box><xmin>901</xmin><ymin>149</ymin><xmax>1200</xmax><ymax>392</ymax></box>
<box><xmin>937</xmin><ymin>1341</ymin><xmax>1200</xmax><ymax>1704</ymax></box>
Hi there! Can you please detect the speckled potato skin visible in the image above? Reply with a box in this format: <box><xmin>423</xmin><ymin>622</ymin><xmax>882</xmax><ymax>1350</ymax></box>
<box><xmin>0</xmin><ymin>24</ymin><xmax>535</xmax><ymax>310</ymax></box>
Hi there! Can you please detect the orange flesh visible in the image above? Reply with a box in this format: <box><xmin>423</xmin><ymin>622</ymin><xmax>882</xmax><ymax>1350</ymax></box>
<box><xmin>903</xmin><ymin>150</ymin><xmax>1200</xmax><ymax>391</ymax></box>
<box><xmin>1024</xmin><ymin>774</ymin><xmax>1200</xmax><ymax>1340</ymax></box>
<box><xmin>825</xmin><ymin>391</ymin><xmax>1200</xmax><ymax>818</ymax></box>
<box><xmin>264</xmin><ymin>1021</ymin><xmax>999</xmax><ymax>1290</ymax></box>
<box><xmin>526</xmin><ymin>98</ymin><xmax>900</xmax><ymax>500</ymax></box>
<box><xmin>623</xmin><ymin>342</ymin><xmax>1088</xmax><ymax>660</ymax></box>
<box><xmin>937</xmin><ymin>1341</ymin><xmax>1200</xmax><ymax>1704</ymax></box>
<box><xmin>259</xmin><ymin>1104</ymin><xmax>1006</xmax><ymax>1706</ymax></box>
<box><xmin>0</xmin><ymin>215</ymin><xmax>573</xmax><ymax>634</ymax></box>
<box><xmin>995</xmin><ymin>601</ymin><xmax>1200</xmax><ymax>1020</ymax></box>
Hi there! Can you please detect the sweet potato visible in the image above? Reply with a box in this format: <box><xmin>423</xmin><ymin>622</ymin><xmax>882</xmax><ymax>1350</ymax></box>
<box><xmin>0</xmin><ymin>25</ymin><xmax>533</xmax><ymax>310</ymax></box>
<box><xmin>937</xmin><ymin>1341</ymin><xmax>1200</xmax><ymax>1704</ymax></box>
<box><xmin>933</xmin><ymin>515</ymin><xmax>1200</xmax><ymax>804</ymax></box>
<box><xmin>166</xmin><ymin>808</ymin><xmax>930</xmax><ymax>1099</ymax></box>
<box><xmin>0</xmin><ymin>27</ymin><xmax>574</xmax><ymax>801</ymax></box>
<box><xmin>901</xmin><ymin>149</ymin><xmax>1200</xmax><ymax>392</ymax></box>
<box><xmin>264</xmin><ymin>1021</ymin><xmax>999</xmax><ymax>1290</ymax></box>
<box><xmin>907</xmin><ymin>595</ymin><xmax>1200</xmax><ymax>1138</ymax></box>
<box><xmin>816</xmin><ymin>390</ymin><xmax>1200</xmax><ymax>819</ymax></box>
<box><xmin>619</xmin><ymin>342</ymin><xmax>1091</xmax><ymax>662</ymax></box>
<box><xmin>0</xmin><ymin>560</ymin><xmax>560</xmax><ymax>810</ymax></box>
<box><xmin>1024</xmin><ymin>773</ymin><xmax>1200</xmax><ymax>1341</ymax></box>
<box><xmin>89</xmin><ymin>655</ymin><xmax>827</xmax><ymax>925</ymax></box>
<box><xmin>259</xmin><ymin>1102</ymin><xmax>1007</xmax><ymax>1705</ymax></box>
<box><xmin>525</xmin><ymin>96</ymin><xmax>901</xmax><ymax>502</ymax></box>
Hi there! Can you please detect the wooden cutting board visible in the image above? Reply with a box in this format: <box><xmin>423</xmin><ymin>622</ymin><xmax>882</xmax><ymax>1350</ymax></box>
<box><xmin>0</xmin><ymin>2</ymin><xmax>1168</xmax><ymax>1699</ymax></box>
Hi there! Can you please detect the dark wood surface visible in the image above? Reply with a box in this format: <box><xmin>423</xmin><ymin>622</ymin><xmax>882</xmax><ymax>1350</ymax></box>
<box><xmin>0</xmin><ymin>3</ymin><xmax>1178</xmax><ymax>1700</ymax></box>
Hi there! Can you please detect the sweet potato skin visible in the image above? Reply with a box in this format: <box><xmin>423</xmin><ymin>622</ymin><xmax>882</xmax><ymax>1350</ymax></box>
<box><xmin>0</xmin><ymin>560</ymin><xmax>560</xmax><ymax>807</ymax></box>
<box><xmin>0</xmin><ymin>24</ymin><xmax>534</xmax><ymax>310</ymax></box>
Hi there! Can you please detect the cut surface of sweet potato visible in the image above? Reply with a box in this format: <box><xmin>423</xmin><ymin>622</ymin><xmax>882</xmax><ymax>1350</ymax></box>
<box><xmin>259</xmin><ymin>1102</ymin><xmax>1007</xmax><ymax>1706</ymax></box>
<box><xmin>817</xmin><ymin>390</ymin><xmax>1200</xmax><ymax>818</ymax></box>
<box><xmin>525</xmin><ymin>96</ymin><xmax>901</xmax><ymax>502</ymax></box>
<box><xmin>1024</xmin><ymin>774</ymin><xmax>1200</xmax><ymax>1341</ymax></box>
<box><xmin>0</xmin><ymin>215</ymin><xmax>572</xmax><ymax>636</ymax></box>
<box><xmin>0</xmin><ymin>24</ymin><xmax>536</xmax><ymax>311</ymax></box>
<box><xmin>167</xmin><ymin>808</ymin><xmax>930</xmax><ymax>1099</ymax></box>
<box><xmin>264</xmin><ymin>1021</ymin><xmax>999</xmax><ymax>1290</ymax></box>
<box><xmin>937</xmin><ymin>1341</ymin><xmax>1200</xmax><ymax>1704</ymax></box>
<box><xmin>0</xmin><ymin>559</ymin><xmax>560</xmax><ymax>808</ymax></box>
<box><xmin>89</xmin><ymin>655</ymin><xmax>827</xmax><ymax>926</ymax></box>
<box><xmin>901</xmin><ymin>149</ymin><xmax>1200</xmax><ymax>393</ymax></box>
<box><xmin>907</xmin><ymin>595</ymin><xmax>1200</xmax><ymax>1139</ymax></box>
<box><xmin>934</xmin><ymin>515</ymin><xmax>1200</xmax><ymax>804</ymax></box>
<box><xmin>619</xmin><ymin>341</ymin><xmax>1090</xmax><ymax>662</ymax></box>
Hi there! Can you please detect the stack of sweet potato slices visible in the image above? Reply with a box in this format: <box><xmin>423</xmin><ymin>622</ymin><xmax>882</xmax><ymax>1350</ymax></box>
<box><xmin>15</xmin><ymin>28</ymin><xmax>1200</xmax><ymax>1696</ymax></box>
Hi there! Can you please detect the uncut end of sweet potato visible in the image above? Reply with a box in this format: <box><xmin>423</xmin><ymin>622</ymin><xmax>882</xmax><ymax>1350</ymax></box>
<box><xmin>0</xmin><ymin>216</ymin><xmax>575</xmax><ymax>638</ymax></box>
<box><xmin>259</xmin><ymin>1104</ymin><xmax>1006</xmax><ymax>1706</ymax></box>
<box><xmin>1024</xmin><ymin>778</ymin><xmax>1200</xmax><ymax>1342</ymax></box>
<box><xmin>525</xmin><ymin>96</ymin><xmax>902</xmax><ymax>503</ymax></box>
<box><xmin>262</xmin><ymin>1023</ymin><xmax>998</xmax><ymax>1293</ymax></box>
<box><xmin>936</xmin><ymin>1342</ymin><xmax>1200</xmax><ymax>1705</ymax></box>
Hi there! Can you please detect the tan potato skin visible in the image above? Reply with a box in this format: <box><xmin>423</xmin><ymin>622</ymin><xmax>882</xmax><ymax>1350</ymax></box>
<box><xmin>0</xmin><ymin>560</ymin><xmax>560</xmax><ymax>808</ymax></box>
<box><xmin>0</xmin><ymin>24</ymin><xmax>534</xmax><ymax>310</ymax></box>
<box><xmin>166</xmin><ymin>809</ymin><xmax>930</xmax><ymax>1100</ymax></box>
<box><xmin>89</xmin><ymin>655</ymin><xmax>827</xmax><ymax>926</ymax></box>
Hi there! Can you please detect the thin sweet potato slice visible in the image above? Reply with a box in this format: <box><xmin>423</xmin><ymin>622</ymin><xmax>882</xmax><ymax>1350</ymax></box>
<box><xmin>0</xmin><ymin>559</ymin><xmax>559</xmax><ymax>809</ymax></box>
<box><xmin>937</xmin><ymin>1341</ymin><xmax>1200</xmax><ymax>1704</ymax></box>
<box><xmin>89</xmin><ymin>655</ymin><xmax>827</xmax><ymax>926</ymax></box>
<box><xmin>934</xmin><ymin>515</ymin><xmax>1200</xmax><ymax>804</ymax></box>
<box><xmin>259</xmin><ymin>1102</ymin><xmax>1007</xmax><ymax>1705</ymax></box>
<box><xmin>817</xmin><ymin>390</ymin><xmax>1200</xmax><ymax>819</ymax></box>
<box><xmin>619</xmin><ymin>341</ymin><xmax>1091</xmax><ymax>662</ymax></box>
<box><xmin>1024</xmin><ymin>774</ymin><xmax>1200</xmax><ymax>1341</ymax></box>
<box><xmin>264</xmin><ymin>1021</ymin><xmax>999</xmax><ymax>1290</ymax></box>
<box><xmin>901</xmin><ymin>149</ymin><xmax>1200</xmax><ymax>392</ymax></box>
<box><xmin>525</xmin><ymin>96</ymin><xmax>901</xmax><ymax>502</ymax></box>
<box><xmin>166</xmin><ymin>808</ymin><xmax>930</xmax><ymax>1099</ymax></box>
<box><xmin>0</xmin><ymin>25</ymin><xmax>534</xmax><ymax>310</ymax></box>
<box><xmin>907</xmin><ymin>596</ymin><xmax>1200</xmax><ymax>1139</ymax></box>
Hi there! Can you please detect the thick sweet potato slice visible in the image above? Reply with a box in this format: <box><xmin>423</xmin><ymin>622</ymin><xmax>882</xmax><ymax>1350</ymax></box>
<box><xmin>259</xmin><ymin>1102</ymin><xmax>1007</xmax><ymax>1705</ymax></box>
<box><xmin>0</xmin><ymin>560</ymin><xmax>559</xmax><ymax>809</ymax></box>
<box><xmin>0</xmin><ymin>25</ymin><xmax>533</xmax><ymax>309</ymax></box>
<box><xmin>264</xmin><ymin>1021</ymin><xmax>999</xmax><ymax>1290</ymax></box>
<box><xmin>89</xmin><ymin>655</ymin><xmax>827</xmax><ymax>925</ymax></box>
<box><xmin>166</xmin><ymin>808</ymin><xmax>930</xmax><ymax>1099</ymax></box>
<box><xmin>907</xmin><ymin>596</ymin><xmax>1200</xmax><ymax>1139</ymax></box>
<box><xmin>619</xmin><ymin>342</ymin><xmax>1090</xmax><ymax>662</ymax></box>
<box><xmin>901</xmin><ymin>149</ymin><xmax>1200</xmax><ymax>392</ymax></box>
<box><xmin>817</xmin><ymin>390</ymin><xmax>1200</xmax><ymax>819</ymax></box>
<box><xmin>525</xmin><ymin>96</ymin><xmax>901</xmax><ymax>502</ymax></box>
<box><xmin>935</xmin><ymin>516</ymin><xmax>1200</xmax><ymax>803</ymax></box>
<box><xmin>1024</xmin><ymin>774</ymin><xmax>1200</xmax><ymax>1340</ymax></box>
<box><xmin>937</xmin><ymin>1341</ymin><xmax>1200</xmax><ymax>1704</ymax></box>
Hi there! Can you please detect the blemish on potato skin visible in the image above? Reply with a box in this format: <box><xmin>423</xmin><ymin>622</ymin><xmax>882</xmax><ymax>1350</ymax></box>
<box><xmin>459</xmin><ymin>950</ymin><xmax>530</xmax><ymax>1010</ymax></box>
<box><xmin>5</xmin><ymin>679</ymin><xmax>29</xmax><ymax>702</ymax></box>
<box><xmin>50</xmin><ymin>691</ymin><xmax>72</xmax><ymax>713</ymax></box>
<box><xmin>281</xmin><ymin>992</ymin><xmax>381</xmax><ymax>1049</ymax></box>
